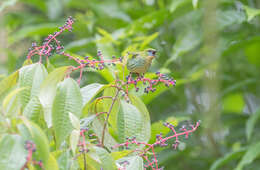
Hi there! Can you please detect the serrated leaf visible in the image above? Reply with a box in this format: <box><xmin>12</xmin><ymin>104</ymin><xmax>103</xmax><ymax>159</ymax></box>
<box><xmin>0</xmin><ymin>71</ymin><xmax>18</xmax><ymax>97</ymax></box>
<box><xmin>21</xmin><ymin>117</ymin><xmax>50</xmax><ymax>165</ymax></box>
<box><xmin>23</xmin><ymin>96</ymin><xmax>43</xmax><ymax>123</ymax></box>
<box><xmin>18</xmin><ymin>63</ymin><xmax>48</xmax><ymax>109</ymax></box>
<box><xmin>246</xmin><ymin>108</ymin><xmax>260</xmax><ymax>141</ymax></box>
<box><xmin>210</xmin><ymin>147</ymin><xmax>246</xmax><ymax>170</ymax></box>
<box><xmin>117</xmin><ymin>100</ymin><xmax>150</xmax><ymax>145</ymax></box>
<box><xmin>236</xmin><ymin>142</ymin><xmax>260</xmax><ymax>170</ymax></box>
<box><xmin>52</xmin><ymin>78</ymin><xmax>83</xmax><ymax>147</ymax></box>
<box><xmin>0</xmin><ymin>134</ymin><xmax>27</xmax><ymax>170</ymax></box>
<box><xmin>38</xmin><ymin>66</ymin><xmax>69</xmax><ymax>127</ymax></box>
<box><xmin>70</xmin><ymin>130</ymin><xmax>80</xmax><ymax>155</ymax></box>
<box><xmin>129</xmin><ymin>94</ymin><xmax>151</xmax><ymax>142</ymax></box>
<box><xmin>116</xmin><ymin>156</ymin><xmax>144</xmax><ymax>170</ymax></box>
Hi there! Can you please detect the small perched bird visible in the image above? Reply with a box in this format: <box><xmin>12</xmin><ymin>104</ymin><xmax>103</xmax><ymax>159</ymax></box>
<box><xmin>126</xmin><ymin>48</ymin><xmax>157</xmax><ymax>77</ymax></box>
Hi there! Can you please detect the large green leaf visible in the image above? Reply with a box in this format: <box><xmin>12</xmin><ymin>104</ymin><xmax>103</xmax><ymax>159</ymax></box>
<box><xmin>21</xmin><ymin>117</ymin><xmax>50</xmax><ymax>165</ymax></box>
<box><xmin>94</xmin><ymin>146</ymin><xmax>117</xmax><ymax>170</ymax></box>
<box><xmin>236</xmin><ymin>142</ymin><xmax>260</xmax><ymax>170</ymax></box>
<box><xmin>117</xmin><ymin>100</ymin><xmax>150</xmax><ymax>144</ymax></box>
<box><xmin>246</xmin><ymin>108</ymin><xmax>260</xmax><ymax>141</ymax></box>
<box><xmin>46</xmin><ymin>153</ymin><xmax>59</xmax><ymax>170</ymax></box>
<box><xmin>38</xmin><ymin>66</ymin><xmax>69</xmax><ymax>127</ymax></box>
<box><xmin>18</xmin><ymin>63</ymin><xmax>48</xmax><ymax>109</ymax></box>
<box><xmin>0</xmin><ymin>134</ymin><xmax>27</xmax><ymax>170</ymax></box>
<box><xmin>52</xmin><ymin>78</ymin><xmax>83</xmax><ymax>147</ymax></box>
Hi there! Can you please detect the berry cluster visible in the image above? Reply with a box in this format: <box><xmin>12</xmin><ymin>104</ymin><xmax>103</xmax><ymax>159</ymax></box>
<box><xmin>125</xmin><ymin>71</ymin><xmax>176</xmax><ymax>94</ymax></box>
<box><xmin>21</xmin><ymin>141</ymin><xmax>43</xmax><ymax>170</ymax></box>
<box><xmin>113</xmin><ymin>121</ymin><xmax>200</xmax><ymax>170</ymax></box>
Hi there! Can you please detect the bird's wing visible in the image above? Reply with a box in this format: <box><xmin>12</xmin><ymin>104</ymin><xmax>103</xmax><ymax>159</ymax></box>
<box><xmin>127</xmin><ymin>56</ymin><xmax>146</xmax><ymax>71</ymax></box>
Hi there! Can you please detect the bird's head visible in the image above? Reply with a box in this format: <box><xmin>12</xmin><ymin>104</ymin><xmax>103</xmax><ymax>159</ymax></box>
<box><xmin>145</xmin><ymin>48</ymin><xmax>157</xmax><ymax>58</ymax></box>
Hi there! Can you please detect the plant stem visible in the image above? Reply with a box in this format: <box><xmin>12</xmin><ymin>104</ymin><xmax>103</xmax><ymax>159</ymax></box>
<box><xmin>101</xmin><ymin>88</ymin><xmax>120</xmax><ymax>146</ymax></box>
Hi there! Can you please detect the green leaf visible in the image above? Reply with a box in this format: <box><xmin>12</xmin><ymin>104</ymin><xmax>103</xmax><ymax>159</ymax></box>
<box><xmin>21</xmin><ymin>117</ymin><xmax>50</xmax><ymax>165</ymax></box>
<box><xmin>94</xmin><ymin>146</ymin><xmax>117</xmax><ymax>170</ymax></box>
<box><xmin>169</xmin><ymin>0</ymin><xmax>191</xmax><ymax>13</ymax></box>
<box><xmin>149</xmin><ymin>117</ymin><xmax>178</xmax><ymax>143</ymax></box>
<box><xmin>46</xmin><ymin>153</ymin><xmax>59</xmax><ymax>170</ymax></box>
<box><xmin>116</xmin><ymin>156</ymin><xmax>144</xmax><ymax>170</ymax></box>
<box><xmin>164</xmin><ymin>28</ymin><xmax>201</xmax><ymax>67</ymax></box>
<box><xmin>223</xmin><ymin>93</ymin><xmax>245</xmax><ymax>114</ymax></box>
<box><xmin>236</xmin><ymin>142</ymin><xmax>260</xmax><ymax>170</ymax></box>
<box><xmin>117</xmin><ymin>100</ymin><xmax>150</xmax><ymax>144</ymax></box>
<box><xmin>69</xmin><ymin>112</ymin><xmax>80</xmax><ymax>130</ymax></box>
<box><xmin>210</xmin><ymin>147</ymin><xmax>246</xmax><ymax>170</ymax></box>
<box><xmin>81</xmin><ymin>83</ymin><xmax>106</xmax><ymax>106</ymax></box>
<box><xmin>70</xmin><ymin>130</ymin><xmax>80</xmax><ymax>155</ymax></box>
<box><xmin>140</xmin><ymin>32</ymin><xmax>159</xmax><ymax>49</ymax></box>
<box><xmin>111</xmin><ymin>150</ymin><xmax>132</xmax><ymax>160</ymax></box>
<box><xmin>192</xmin><ymin>0</ymin><xmax>199</xmax><ymax>9</ymax></box>
<box><xmin>243</xmin><ymin>5</ymin><xmax>260</xmax><ymax>22</ymax></box>
<box><xmin>23</xmin><ymin>96</ymin><xmax>43</xmax><ymax>123</ymax></box>
<box><xmin>38</xmin><ymin>66</ymin><xmax>69</xmax><ymax>127</ymax></box>
<box><xmin>18</xmin><ymin>63</ymin><xmax>48</xmax><ymax>109</ymax></box>
<box><xmin>129</xmin><ymin>94</ymin><xmax>151</xmax><ymax>142</ymax></box>
<box><xmin>0</xmin><ymin>71</ymin><xmax>18</xmax><ymax>97</ymax></box>
<box><xmin>0</xmin><ymin>134</ymin><xmax>27</xmax><ymax>170</ymax></box>
<box><xmin>2</xmin><ymin>87</ymin><xmax>26</xmax><ymax>117</ymax></box>
<box><xmin>52</xmin><ymin>78</ymin><xmax>83</xmax><ymax>147</ymax></box>
<box><xmin>246</xmin><ymin>108</ymin><xmax>260</xmax><ymax>141</ymax></box>
<box><xmin>8</xmin><ymin>23</ymin><xmax>58</xmax><ymax>44</ymax></box>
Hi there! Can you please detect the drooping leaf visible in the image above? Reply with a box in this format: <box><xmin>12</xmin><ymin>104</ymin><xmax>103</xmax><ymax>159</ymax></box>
<box><xmin>0</xmin><ymin>134</ymin><xmax>27</xmax><ymax>170</ymax></box>
<box><xmin>52</xmin><ymin>78</ymin><xmax>83</xmax><ymax>147</ymax></box>
<box><xmin>38</xmin><ymin>66</ymin><xmax>69</xmax><ymax>127</ymax></box>
<box><xmin>94</xmin><ymin>146</ymin><xmax>117</xmax><ymax>170</ymax></box>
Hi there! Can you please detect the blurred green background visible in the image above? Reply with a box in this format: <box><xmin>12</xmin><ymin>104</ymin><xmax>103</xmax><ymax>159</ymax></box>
<box><xmin>1</xmin><ymin>0</ymin><xmax>260</xmax><ymax>169</ymax></box>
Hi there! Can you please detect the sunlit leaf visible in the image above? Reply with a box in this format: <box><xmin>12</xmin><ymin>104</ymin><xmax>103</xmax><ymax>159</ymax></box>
<box><xmin>70</xmin><ymin>130</ymin><xmax>80</xmax><ymax>155</ymax></box>
<box><xmin>243</xmin><ymin>5</ymin><xmax>260</xmax><ymax>22</ymax></box>
<box><xmin>116</xmin><ymin>156</ymin><xmax>144</xmax><ymax>170</ymax></box>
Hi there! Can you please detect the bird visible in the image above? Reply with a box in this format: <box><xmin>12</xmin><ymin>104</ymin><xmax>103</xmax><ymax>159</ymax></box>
<box><xmin>126</xmin><ymin>48</ymin><xmax>157</xmax><ymax>77</ymax></box>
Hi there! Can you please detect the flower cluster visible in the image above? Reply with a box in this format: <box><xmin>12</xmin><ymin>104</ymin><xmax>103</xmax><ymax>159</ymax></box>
<box><xmin>113</xmin><ymin>121</ymin><xmax>200</xmax><ymax>170</ymax></box>
<box><xmin>21</xmin><ymin>141</ymin><xmax>43</xmax><ymax>170</ymax></box>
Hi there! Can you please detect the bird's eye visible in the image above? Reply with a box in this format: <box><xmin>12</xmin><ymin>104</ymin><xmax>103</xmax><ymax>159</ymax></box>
<box><xmin>147</xmin><ymin>50</ymin><xmax>156</xmax><ymax>56</ymax></box>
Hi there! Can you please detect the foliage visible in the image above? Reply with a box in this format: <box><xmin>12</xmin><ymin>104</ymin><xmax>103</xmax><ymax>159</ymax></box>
<box><xmin>1</xmin><ymin>0</ymin><xmax>260</xmax><ymax>169</ymax></box>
